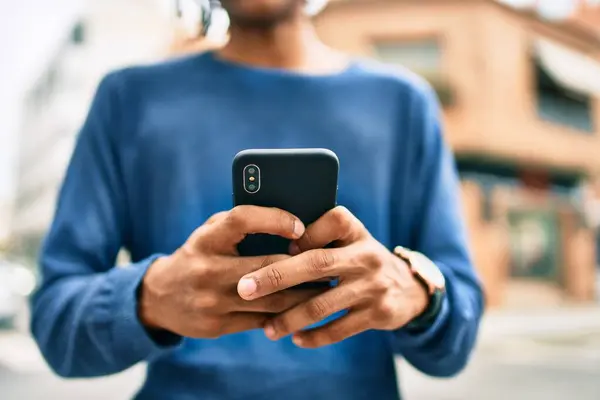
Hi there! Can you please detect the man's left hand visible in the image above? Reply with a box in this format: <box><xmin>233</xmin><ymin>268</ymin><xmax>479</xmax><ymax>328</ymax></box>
<box><xmin>236</xmin><ymin>206</ymin><xmax>430</xmax><ymax>348</ymax></box>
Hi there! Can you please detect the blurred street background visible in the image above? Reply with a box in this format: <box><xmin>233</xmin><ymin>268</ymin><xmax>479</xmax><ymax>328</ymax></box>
<box><xmin>1</xmin><ymin>0</ymin><xmax>600</xmax><ymax>399</ymax></box>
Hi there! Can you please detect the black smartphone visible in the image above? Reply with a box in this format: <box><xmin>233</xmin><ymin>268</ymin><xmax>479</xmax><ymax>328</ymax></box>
<box><xmin>232</xmin><ymin>149</ymin><xmax>339</xmax><ymax>288</ymax></box>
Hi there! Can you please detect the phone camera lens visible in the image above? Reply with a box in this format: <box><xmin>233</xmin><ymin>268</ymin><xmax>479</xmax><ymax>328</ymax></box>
<box><xmin>244</xmin><ymin>165</ymin><xmax>260</xmax><ymax>193</ymax></box>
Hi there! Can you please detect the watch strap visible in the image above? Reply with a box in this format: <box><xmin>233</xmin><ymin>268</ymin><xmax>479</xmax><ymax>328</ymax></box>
<box><xmin>405</xmin><ymin>288</ymin><xmax>445</xmax><ymax>331</ymax></box>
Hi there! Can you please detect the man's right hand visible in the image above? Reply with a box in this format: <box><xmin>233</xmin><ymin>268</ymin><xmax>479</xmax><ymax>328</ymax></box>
<box><xmin>139</xmin><ymin>206</ymin><xmax>318</xmax><ymax>339</ymax></box>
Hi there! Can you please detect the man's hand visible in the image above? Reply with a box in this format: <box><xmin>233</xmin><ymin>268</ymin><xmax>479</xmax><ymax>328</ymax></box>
<box><xmin>236</xmin><ymin>206</ymin><xmax>430</xmax><ymax>348</ymax></box>
<box><xmin>139</xmin><ymin>206</ymin><xmax>322</xmax><ymax>339</ymax></box>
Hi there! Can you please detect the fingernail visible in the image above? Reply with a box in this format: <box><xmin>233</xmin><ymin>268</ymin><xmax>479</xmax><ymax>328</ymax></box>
<box><xmin>293</xmin><ymin>220</ymin><xmax>305</xmax><ymax>238</ymax></box>
<box><xmin>292</xmin><ymin>335</ymin><xmax>305</xmax><ymax>347</ymax></box>
<box><xmin>264</xmin><ymin>323</ymin><xmax>277</xmax><ymax>340</ymax></box>
<box><xmin>289</xmin><ymin>242</ymin><xmax>301</xmax><ymax>256</ymax></box>
<box><xmin>237</xmin><ymin>277</ymin><xmax>257</xmax><ymax>298</ymax></box>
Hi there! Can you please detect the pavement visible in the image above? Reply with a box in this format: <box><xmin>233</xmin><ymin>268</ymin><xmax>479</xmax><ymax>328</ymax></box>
<box><xmin>478</xmin><ymin>305</ymin><xmax>600</xmax><ymax>341</ymax></box>
<box><xmin>1</xmin><ymin>306</ymin><xmax>599</xmax><ymax>399</ymax></box>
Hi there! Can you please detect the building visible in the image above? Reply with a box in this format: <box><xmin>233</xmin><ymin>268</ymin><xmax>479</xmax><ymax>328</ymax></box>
<box><xmin>315</xmin><ymin>0</ymin><xmax>600</xmax><ymax>307</ymax></box>
<box><xmin>572</xmin><ymin>0</ymin><xmax>600</xmax><ymax>29</ymax></box>
<box><xmin>10</xmin><ymin>0</ymin><xmax>174</xmax><ymax>262</ymax></box>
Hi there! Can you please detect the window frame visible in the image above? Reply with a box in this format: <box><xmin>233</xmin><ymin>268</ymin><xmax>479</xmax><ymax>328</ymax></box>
<box><xmin>368</xmin><ymin>33</ymin><xmax>455</xmax><ymax>106</ymax></box>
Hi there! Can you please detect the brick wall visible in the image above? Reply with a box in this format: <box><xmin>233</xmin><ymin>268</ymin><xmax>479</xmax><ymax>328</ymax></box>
<box><xmin>572</xmin><ymin>1</ymin><xmax>600</xmax><ymax>31</ymax></box>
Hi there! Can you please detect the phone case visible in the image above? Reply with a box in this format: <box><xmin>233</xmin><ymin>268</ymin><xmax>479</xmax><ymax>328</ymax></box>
<box><xmin>232</xmin><ymin>148</ymin><xmax>339</xmax><ymax>257</ymax></box>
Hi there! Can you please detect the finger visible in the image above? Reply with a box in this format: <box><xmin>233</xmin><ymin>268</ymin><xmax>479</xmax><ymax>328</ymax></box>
<box><xmin>237</xmin><ymin>247</ymin><xmax>352</xmax><ymax>300</ymax></box>
<box><xmin>218</xmin><ymin>254</ymin><xmax>291</xmax><ymax>283</ymax></box>
<box><xmin>205</xmin><ymin>211</ymin><xmax>228</xmax><ymax>225</ymax></box>
<box><xmin>291</xmin><ymin>309</ymin><xmax>371</xmax><ymax>348</ymax></box>
<box><xmin>234</xmin><ymin>288</ymin><xmax>326</xmax><ymax>313</ymax></box>
<box><xmin>289</xmin><ymin>206</ymin><xmax>366</xmax><ymax>255</ymax></box>
<box><xmin>198</xmin><ymin>206</ymin><xmax>305</xmax><ymax>253</ymax></box>
<box><xmin>216</xmin><ymin>312</ymin><xmax>269</xmax><ymax>337</ymax></box>
<box><xmin>264</xmin><ymin>284</ymin><xmax>361</xmax><ymax>340</ymax></box>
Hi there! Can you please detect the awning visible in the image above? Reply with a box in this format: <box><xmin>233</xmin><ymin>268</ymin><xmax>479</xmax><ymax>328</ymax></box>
<box><xmin>534</xmin><ymin>38</ymin><xmax>600</xmax><ymax>96</ymax></box>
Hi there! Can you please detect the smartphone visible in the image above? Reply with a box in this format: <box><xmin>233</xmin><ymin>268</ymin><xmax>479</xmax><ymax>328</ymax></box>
<box><xmin>232</xmin><ymin>149</ymin><xmax>338</xmax><ymax>289</ymax></box>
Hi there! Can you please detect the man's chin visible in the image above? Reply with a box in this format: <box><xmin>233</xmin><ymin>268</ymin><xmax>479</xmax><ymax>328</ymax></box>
<box><xmin>223</xmin><ymin>0</ymin><xmax>301</xmax><ymax>28</ymax></box>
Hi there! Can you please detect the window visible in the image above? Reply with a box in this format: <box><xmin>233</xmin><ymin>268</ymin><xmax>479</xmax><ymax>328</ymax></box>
<box><xmin>459</xmin><ymin>171</ymin><xmax>520</xmax><ymax>222</ymax></box>
<box><xmin>508</xmin><ymin>210</ymin><xmax>560</xmax><ymax>280</ymax></box>
<box><xmin>534</xmin><ymin>60</ymin><xmax>594</xmax><ymax>133</ymax></box>
<box><xmin>373</xmin><ymin>39</ymin><xmax>441</xmax><ymax>75</ymax></box>
<box><xmin>457</xmin><ymin>156</ymin><xmax>582</xmax><ymax>221</ymax></box>
<box><xmin>372</xmin><ymin>39</ymin><xmax>454</xmax><ymax>105</ymax></box>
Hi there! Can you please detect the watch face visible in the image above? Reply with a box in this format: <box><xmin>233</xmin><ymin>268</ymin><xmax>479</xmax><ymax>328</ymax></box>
<box><xmin>411</xmin><ymin>251</ymin><xmax>446</xmax><ymax>290</ymax></box>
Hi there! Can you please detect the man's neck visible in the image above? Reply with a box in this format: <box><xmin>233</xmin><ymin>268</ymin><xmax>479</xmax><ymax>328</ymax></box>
<box><xmin>217</xmin><ymin>18</ymin><xmax>348</xmax><ymax>74</ymax></box>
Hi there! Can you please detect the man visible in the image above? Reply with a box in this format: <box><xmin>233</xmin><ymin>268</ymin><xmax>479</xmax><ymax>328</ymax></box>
<box><xmin>31</xmin><ymin>0</ymin><xmax>484</xmax><ymax>399</ymax></box>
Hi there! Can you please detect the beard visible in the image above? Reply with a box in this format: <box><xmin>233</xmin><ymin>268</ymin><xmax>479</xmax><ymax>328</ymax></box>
<box><xmin>219</xmin><ymin>0</ymin><xmax>304</xmax><ymax>29</ymax></box>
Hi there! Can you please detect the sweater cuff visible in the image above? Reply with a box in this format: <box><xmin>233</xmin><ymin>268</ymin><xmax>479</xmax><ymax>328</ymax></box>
<box><xmin>108</xmin><ymin>254</ymin><xmax>182</xmax><ymax>362</ymax></box>
<box><xmin>393</xmin><ymin>295</ymin><xmax>450</xmax><ymax>348</ymax></box>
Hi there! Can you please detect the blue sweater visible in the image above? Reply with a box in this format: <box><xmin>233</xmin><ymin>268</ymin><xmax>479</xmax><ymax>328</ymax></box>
<box><xmin>31</xmin><ymin>52</ymin><xmax>483</xmax><ymax>400</ymax></box>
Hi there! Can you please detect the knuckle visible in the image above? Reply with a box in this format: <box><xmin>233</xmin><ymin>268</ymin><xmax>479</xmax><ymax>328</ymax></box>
<box><xmin>206</xmin><ymin>211</ymin><xmax>227</xmax><ymax>225</ymax></box>
<box><xmin>202</xmin><ymin>317</ymin><xmax>224</xmax><ymax>339</ymax></box>
<box><xmin>300</xmin><ymin>230</ymin><xmax>316</xmax><ymax>248</ymax></box>
<box><xmin>330</xmin><ymin>207</ymin><xmax>351</xmax><ymax>230</ymax></box>
<box><xmin>266</xmin><ymin>267</ymin><xmax>285</xmax><ymax>289</ymax></box>
<box><xmin>332</xmin><ymin>206</ymin><xmax>366</xmax><ymax>239</ymax></box>
<box><xmin>260</xmin><ymin>255</ymin><xmax>276</xmax><ymax>269</ymax></box>
<box><xmin>274</xmin><ymin>208</ymin><xmax>295</xmax><ymax>233</ymax></box>
<box><xmin>334</xmin><ymin>205</ymin><xmax>351</xmax><ymax>216</ymax></box>
<box><xmin>226</xmin><ymin>207</ymin><xmax>246</xmax><ymax>230</ymax></box>
<box><xmin>305</xmin><ymin>298</ymin><xmax>331</xmax><ymax>321</ymax></box>
<box><xmin>373</xmin><ymin>300</ymin><xmax>395</xmax><ymax>323</ymax></box>
<box><xmin>179</xmin><ymin>240</ymin><xmax>199</xmax><ymax>259</ymax></box>
<box><xmin>272</xmin><ymin>315</ymin><xmax>290</xmax><ymax>335</ymax></box>
<box><xmin>191</xmin><ymin>259</ymin><xmax>213</xmax><ymax>280</ymax></box>
<box><xmin>308</xmin><ymin>249</ymin><xmax>334</xmax><ymax>274</ymax></box>
<box><xmin>360</xmin><ymin>250</ymin><xmax>382</xmax><ymax>269</ymax></box>
<box><xmin>194</xmin><ymin>293</ymin><xmax>220</xmax><ymax>311</ymax></box>
<box><xmin>367</xmin><ymin>276</ymin><xmax>390</xmax><ymax>297</ymax></box>
<box><xmin>344</xmin><ymin>286</ymin><xmax>361</xmax><ymax>303</ymax></box>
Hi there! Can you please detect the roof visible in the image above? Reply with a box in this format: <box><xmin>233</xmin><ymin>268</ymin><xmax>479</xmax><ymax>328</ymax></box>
<box><xmin>322</xmin><ymin>0</ymin><xmax>600</xmax><ymax>51</ymax></box>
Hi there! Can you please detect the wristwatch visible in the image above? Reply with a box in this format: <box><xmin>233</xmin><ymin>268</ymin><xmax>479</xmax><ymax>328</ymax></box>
<box><xmin>393</xmin><ymin>246</ymin><xmax>446</xmax><ymax>330</ymax></box>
